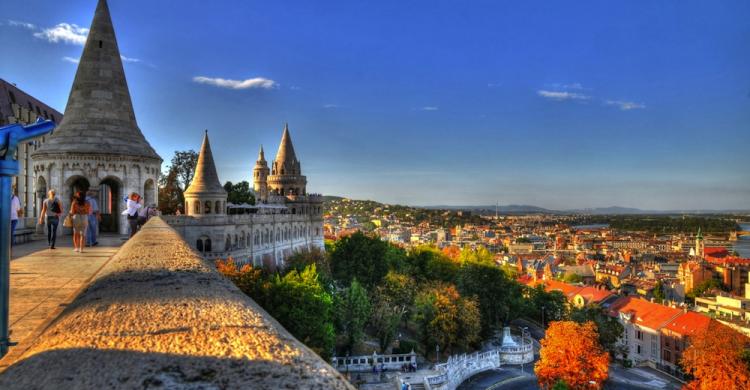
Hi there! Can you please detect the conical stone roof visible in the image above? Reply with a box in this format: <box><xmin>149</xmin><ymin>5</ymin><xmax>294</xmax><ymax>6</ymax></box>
<box><xmin>185</xmin><ymin>131</ymin><xmax>226</xmax><ymax>196</ymax></box>
<box><xmin>275</xmin><ymin>123</ymin><xmax>298</xmax><ymax>166</ymax></box>
<box><xmin>32</xmin><ymin>0</ymin><xmax>160</xmax><ymax>161</ymax></box>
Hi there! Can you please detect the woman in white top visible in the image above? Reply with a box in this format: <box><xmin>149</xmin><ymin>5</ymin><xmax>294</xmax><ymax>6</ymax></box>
<box><xmin>122</xmin><ymin>192</ymin><xmax>142</xmax><ymax>237</ymax></box>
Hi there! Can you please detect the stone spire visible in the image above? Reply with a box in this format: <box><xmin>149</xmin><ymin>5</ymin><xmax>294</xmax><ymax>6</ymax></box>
<box><xmin>33</xmin><ymin>0</ymin><xmax>160</xmax><ymax>161</ymax></box>
<box><xmin>185</xmin><ymin>131</ymin><xmax>226</xmax><ymax>196</ymax></box>
<box><xmin>253</xmin><ymin>145</ymin><xmax>270</xmax><ymax>203</ymax></box>
<box><xmin>273</xmin><ymin>123</ymin><xmax>300</xmax><ymax>176</ymax></box>
<box><xmin>257</xmin><ymin>145</ymin><xmax>266</xmax><ymax>163</ymax></box>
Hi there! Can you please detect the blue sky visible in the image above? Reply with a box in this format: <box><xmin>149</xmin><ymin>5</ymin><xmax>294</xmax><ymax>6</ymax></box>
<box><xmin>1</xmin><ymin>0</ymin><xmax>749</xmax><ymax>209</ymax></box>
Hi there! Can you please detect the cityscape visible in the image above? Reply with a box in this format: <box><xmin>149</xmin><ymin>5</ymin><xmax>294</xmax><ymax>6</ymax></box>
<box><xmin>0</xmin><ymin>1</ymin><xmax>749</xmax><ymax>390</ymax></box>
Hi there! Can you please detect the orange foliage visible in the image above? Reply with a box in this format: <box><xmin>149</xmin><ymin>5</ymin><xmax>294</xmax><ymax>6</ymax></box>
<box><xmin>442</xmin><ymin>246</ymin><xmax>461</xmax><ymax>261</ymax></box>
<box><xmin>535</xmin><ymin>321</ymin><xmax>610</xmax><ymax>389</ymax></box>
<box><xmin>215</xmin><ymin>257</ymin><xmax>266</xmax><ymax>296</ymax></box>
<box><xmin>681</xmin><ymin>321</ymin><xmax>750</xmax><ymax>390</ymax></box>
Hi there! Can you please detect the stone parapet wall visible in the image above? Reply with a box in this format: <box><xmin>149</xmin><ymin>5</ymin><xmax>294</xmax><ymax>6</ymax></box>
<box><xmin>0</xmin><ymin>217</ymin><xmax>353</xmax><ymax>390</ymax></box>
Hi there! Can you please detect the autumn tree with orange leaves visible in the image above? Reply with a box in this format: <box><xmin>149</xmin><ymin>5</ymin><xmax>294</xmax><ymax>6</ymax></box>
<box><xmin>681</xmin><ymin>321</ymin><xmax>750</xmax><ymax>390</ymax></box>
<box><xmin>535</xmin><ymin>321</ymin><xmax>610</xmax><ymax>389</ymax></box>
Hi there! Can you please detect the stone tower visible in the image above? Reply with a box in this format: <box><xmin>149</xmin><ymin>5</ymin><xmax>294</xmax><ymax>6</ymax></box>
<box><xmin>31</xmin><ymin>0</ymin><xmax>161</xmax><ymax>235</ymax></box>
<box><xmin>184</xmin><ymin>131</ymin><xmax>227</xmax><ymax>216</ymax></box>
<box><xmin>253</xmin><ymin>145</ymin><xmax>270</xmax><ymax>203</ymax></box>
<box><xmin>268</xmin><ymin>124</ymin><xmax>307</xmax><ymax>197</ymax></box>
<box><xmin>695</xmin><ymin>227</ymin><xmax>704</xmax><ymax>258</ymax></box>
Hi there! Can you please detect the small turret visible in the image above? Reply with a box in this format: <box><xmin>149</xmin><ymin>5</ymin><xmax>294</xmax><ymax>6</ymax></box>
<box><xmin>267</xmin><ymin>123</ymin><xmax>307</xmax><ymax>197</ymax></box>
<box><xmin>184</xmin><ymin>130</ymin><xmax>227</xmax><ymax>216</ymax></box>
<box><xmin>253</xmin><ymin>145</ymin><xmax>269</xmax><ymax>203</ymax></box>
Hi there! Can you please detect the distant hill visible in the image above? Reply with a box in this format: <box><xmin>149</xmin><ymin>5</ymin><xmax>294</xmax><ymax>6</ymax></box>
<box><xmin>325</xmin><ymin>196</ymin><xmax>749</xmax><ymax>216</ymax></box>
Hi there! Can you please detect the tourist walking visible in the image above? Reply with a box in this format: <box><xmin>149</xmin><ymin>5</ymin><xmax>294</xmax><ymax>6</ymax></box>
<box><xmin>137</xmin><ymin>203</ymin><xmax>157</xmax><ymax>229</ymax></box>
<box><xmin>85</xmin><ymin>189</ymin><xmax>100</xmax><ymax>247</ymax></box>
<box><xmin>123</xmin><ymin>192</ymin><xmax>142</xmax><ymax>237</ymax></box>
<box><xmin>69</xmin><ymin>191</ymin><xmax>91</xmax><ymax>252</ymax></box>
<box><xmin>10</xmin><ymin>186</ymin><xmax>22</xmax><ymax>246</ymax></box>
<box><xmin>38</xmin><ymin>189</ymin><xmax>63</xmax><ymax>249</ymax></box>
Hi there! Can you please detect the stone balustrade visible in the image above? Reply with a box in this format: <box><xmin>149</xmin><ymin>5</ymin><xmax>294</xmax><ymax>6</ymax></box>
<box><xmin>0</xmin><ymin>217</ymin><xmax>353</xmax><ymax>389</ymax></box>
<box><xmin>332</xmin><ymin>351</ymin><xmax>417</xmax><ymax>372</ymax></box>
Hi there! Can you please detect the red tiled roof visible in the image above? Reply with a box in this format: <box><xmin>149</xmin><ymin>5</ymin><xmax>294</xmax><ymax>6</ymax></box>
<box><xmin>609</xmin><ymin>296</ymin><xmax>683</xmax><ymax>330</ymax></box>
<box><xmin>576</xmin><ymin>286</ymin><xmax>614</xmax><ymax>304</ymax></box>
<box><xmin>664</xmin><ymin>312</ymin><xmax>711</xmax><ymax>336</ymax></box>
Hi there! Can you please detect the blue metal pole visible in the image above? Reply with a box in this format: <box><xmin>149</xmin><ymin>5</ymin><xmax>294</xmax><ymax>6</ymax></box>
<box><xmin>0</xmin><ymin>162</ymin><xmax>16</xmax><ymax>357</ymax></box>
<box><xmin>0</xmin><ymin>119</ymin><xmax>55</xmax><ymax>358</ymax></box>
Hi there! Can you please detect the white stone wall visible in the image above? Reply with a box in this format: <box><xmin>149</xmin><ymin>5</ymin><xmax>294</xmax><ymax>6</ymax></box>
<box><xmin>33</xmin><ymin>154</ymin><xmax>160</xmax><ymax>235</ymax></box>
<box><xmin>164</xmin><ymin>213</ymin><xmax>324</xmax><ymax>269</ymax></box>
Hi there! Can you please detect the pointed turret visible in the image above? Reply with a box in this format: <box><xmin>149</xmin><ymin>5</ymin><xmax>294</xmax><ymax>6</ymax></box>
<box><xmin>184</xmin><ymin>131</ymin><xmax>226</xmax><ymax>216</ymax></box>
<box><xmin>185</xmin><ymin>130</ymin><xmax>226</xmax><ymax>196</ymax></box>
<box><xmin>267</xmin><ymin>123</ymin><xmax>307</xmax><ymax>197</ymax></box>
<box><xmin>253</xmin><ymin>145</ymin><xmax>270</xmax><ymax>203</ymax></box>
<box><xmin>33</xmin><ymin>0</ymin><xmax>160</xmax><ymax>161</ymax></box>
<box><xmin>273</xmin><ymin>123</ymin><xmax>300</xmax><ymax>175</ymax></box>
<box><xmin>257</xmin><ymin>145</ymin><xmax>266</xmax><ymax>163</ymax></box>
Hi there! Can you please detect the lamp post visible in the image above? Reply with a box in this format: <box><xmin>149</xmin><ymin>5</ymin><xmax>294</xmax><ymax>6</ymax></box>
<box><xmin>0</xmin><ymin>118</ymin><xmax>55</xmax><ymax>358</ymax></box>
<box><xmin>435</xmin><ymin>344</ymin><xmax>440</xmax><ymax>363</ymax></box>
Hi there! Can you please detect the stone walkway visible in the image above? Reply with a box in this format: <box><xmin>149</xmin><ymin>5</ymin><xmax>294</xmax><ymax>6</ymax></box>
<box><xmin>0</xmin><ymin>235</ymin><xmax>124</xmax><ymax>370</ymax></box>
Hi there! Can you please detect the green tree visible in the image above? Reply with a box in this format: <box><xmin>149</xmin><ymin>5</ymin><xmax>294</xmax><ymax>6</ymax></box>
<box><xmin>568</xmin><ymin>304</ymin><xmax>625</xmax><ymax>358</ymax></box>
<box><xmin>458</xmin><ymin>260</ymin><xmax>525</xmax><ymax>338</ymax></box>
<box><xmin>285</xmin><ymin>247</ymin><xmax>331</xmax><ymax>284</ymax></box>
<box><xmin>413</xmin><ymin>282</ymin><xmax>481</xmax><ymax>356</ymax></box>
<box><xmin>562</xmin><ymin>273</ymin><xmax>583</xmax><ymax>284</ymax></box>
<box><xmin>334</xmin><ymin>279</ymin><xmax>371</xmax><ymax>353</ymax></box>
<box><xmin>458</xmin><ymin>245</ymin><xmax>494</xmax><ymax>264</ymax></box>
<box><xmin>370</xmin><ymin>291</ymin><xmax>404</xmax><ymax>352</ymax></box>
<box><xmin>158</xmin><ymin>150</ymin><xmax>198</xmax><ymax>214</ymax></box>
<box><xmin>171</xmin><ymin>150</ymin><xmax>199</xmax><ymax>193</ymax></box>
<box><xmin>406</xmin><ymin>245</ymin><xmax>459</xmax><ymax>283</ymax></box>
<box><xmin>265</xmin><ymin>264</ymin><xmax>335</xmax><ymax>358</ymax></box>
<box><xmin>330</xmin><ymin>232</ymin><xmax>390</xmax><ymax>288</ymax></box>
<box><xmin>223</xmin><ymin>181</ymin><xmax>255</xmax><ymax>205</ymax></box>
<box><xmin>526</xmin><ymin>285</ymin><xmax>567</xmax><ymax>325</ymax></box>
<box><xmin>158</xmin><ymin>167</ymin><xmax>182</xmax><ymax>214</ymax></box>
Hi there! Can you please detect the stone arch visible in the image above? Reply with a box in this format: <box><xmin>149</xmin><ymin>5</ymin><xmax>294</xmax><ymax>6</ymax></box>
<box><xmin>193</xmin><ymin>201</ymin><xmax>200</xmax><ymax>215</ymax></box>
<box><xmin>204</xmin><ymin>201</ymin><xmax>212</xmax><ymax>214</ymax></box>
<box><xmin>99</xmin><ymin>176</ymin><xmax>123</xmax><ymax>233</ymax></box>
<box><xmin>215</xmin><ymin>200</ymin><xmax>221</xmax><ymax>214</ymax></box>
<box><xmin>143</xmin><ymin>178</ymin><xmax>155</xmax><ymax>206</ymax></box>
<box><xmin>36</xmin><ymin>175</ymin><xmax>47</xmax><ymax>218</ymax></box>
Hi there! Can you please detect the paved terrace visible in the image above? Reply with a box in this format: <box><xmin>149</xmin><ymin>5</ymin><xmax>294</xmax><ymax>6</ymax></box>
<box><xmin>0</xmin><ymin>218</ymin><xmax>353</xmax><ymax>389</ymax></box>
<box><xmin>0</xmin><ymin>234</ymin><xmax>123</xmax><ymax>369</ymax></box>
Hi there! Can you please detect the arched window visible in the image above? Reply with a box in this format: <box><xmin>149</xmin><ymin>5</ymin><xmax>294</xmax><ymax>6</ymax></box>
<box><xmin>205</xmin><ymin>238</ymin><xmax>212</xmax><ymax>252</ymax></box>
<box><xmin>197</xmin><ymin>239</ymin><xmax>204</xmax><ymax>252</ymax></box>
<box><xmin>205</xmin><ymin>201</ymin><xmax>212</xmax><ymax>214</ymax></box>
<box><xmin>194</xmin><ymin>201</ymin><xmax>200</xmax><ymax>215</ymax></box>
<box><xmin>215</xmin><ymin>200</ymin><xmax>221</xmax><ymax>214</ymax></box>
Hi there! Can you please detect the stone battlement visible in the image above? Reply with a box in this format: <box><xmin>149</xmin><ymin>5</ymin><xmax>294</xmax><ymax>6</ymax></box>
<box><xmin>0</xmin><ymin>217</ymin><xmax>352</xmax><ymax>389</ymax></box>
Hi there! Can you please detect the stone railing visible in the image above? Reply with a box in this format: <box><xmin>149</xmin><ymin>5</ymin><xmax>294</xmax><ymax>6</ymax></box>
<box><xmin>0</xmin><ymin>217</ymin><xmax>353</xmax><ymax>389</ymax></box>
<box><xmin>423</xmin><ymin>333</ymin><xmax>534</xmax><ymax>390</ymax></box>
<box><xmin>332</xmin><ymin>351</ymin><xmax>417</xmax><ymax>372</ymax></box>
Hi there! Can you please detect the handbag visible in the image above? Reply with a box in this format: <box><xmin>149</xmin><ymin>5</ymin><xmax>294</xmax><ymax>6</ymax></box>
<box><xmin>63</xmin><ymin>215</ymin><xmax>73</xmax><ymax>228</ymax></box>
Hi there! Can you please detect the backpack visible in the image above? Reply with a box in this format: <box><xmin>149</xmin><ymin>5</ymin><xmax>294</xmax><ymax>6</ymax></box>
<box><xmin>50</xmin><ymin>199</ymin><xmax>61</xmax><ymax>214</ymax></box>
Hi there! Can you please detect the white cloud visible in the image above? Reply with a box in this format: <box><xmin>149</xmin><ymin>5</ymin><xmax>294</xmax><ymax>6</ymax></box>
<box><xmin>537</xmin><ymin>90</ymin><xmax>590</xmax><ymax>101</ymax></box>
<box><xmin>421</xmin><ymin>106</ymin><xmax>439</xmax><ymax>111</ymax></box>
<box><xmin>120</xmin><ymin>55</ymin><xmax>141</xmax><ymax>63</ymax></box>
<box><xmin>323</xmin><ymin>104</ymin><xmax>339</xmax><ymax>109</ymax></box>
<box><xmin>8</xmin><ymin>20</ymin><xmax>36</xmax><ymax>30</ymax></box>
<box><xmin>192</xmin><ymin>76</ymin><xmax>278</xmax><ymax>90</ymax></box>
<box><xmin>62</xmin><ymin>56</ymin><xmax>79</xmax><ymax>64</ymax></box>
<box><xmin>33</xmin><ymin>23</ymin><xmax>89</xmax><ymax>45</ymax></box>
<box><xmin>547</xmin><ymin>82</ymin><xmax>586</xmax><ymax>90</ymax></box>
<box><xmin>605</xmin><ymin>100</ymin><xmax>646</xmax><ymax>110</ymax></box>
<box><xmin>487</xmin><ymin>82</ymin><xmax>502</xmax><ymax>88</ymax></box>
